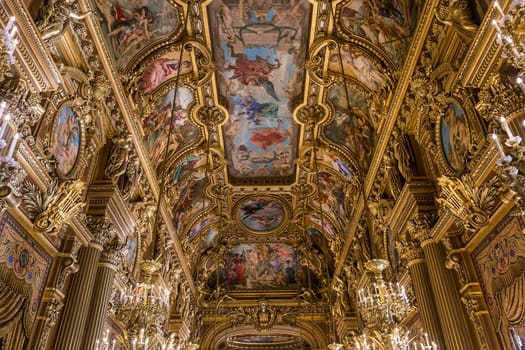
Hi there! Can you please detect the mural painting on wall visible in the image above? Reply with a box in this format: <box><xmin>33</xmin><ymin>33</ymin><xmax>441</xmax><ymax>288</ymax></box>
<box><xmin>324</xmin><ymin>84</ymin><xmax>376</xmax><ymax>171</ymax></box>
<box><xmin>212</xmin><ymin>243</ymin><xmax>304</xmax><ymax>289</ymax></box>
<box><xmin>126</xmin><ymin>234</ymin><xmax>137</xmax><ymax>273</ymax></box>
<box><xmin>238</xmin><ymin>196</ymin><xmax>285</xmax><ymax>232</ymax></box>
<box><xmin>328</xmin><ymin>47</ymin><xmax>387</xmax><ymax>91</ymax></box>
<box><xmin>142</xmin><ymin>87</ymin><xmax>199</xmax><ymax>171</ymax></box>
<box><xmin>140</xmin><ymin>50</ymin><xmax>193</xmax><ymax>94</ymax></box>
<box><xmin>94</xmin><ymin>0</ymin><xmax>179</xmax><ymax>68</ymax></box>
<box><xmin>0</xmin><ymin>212</ymin><xmax>51</xmax><ymax>333</ymax></box>
<box><xmin>474</xmin><ymin>215</ymin><xmax>525</xmax><ymax>350</ymax></box>
<box><xmin>209</xmin><ymin>0</ymin><xmax>312</xmax><ymax>180</ymax></box>
<box><xmin>339</xmin><ymin>0</ymin><xmax>422</xmax><ymax>67</ymax></box>
<box><xmin>440</xmin><ymin>101</ymin><xmax>470</xmax><ymax>174</ymax></box>
<box><xmin>51</xmin><ymin>104</ymin><xmax>81</xmax><ymax>176</ymax></box>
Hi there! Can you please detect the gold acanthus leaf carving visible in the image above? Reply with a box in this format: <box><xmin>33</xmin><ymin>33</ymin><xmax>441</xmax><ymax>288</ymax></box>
<box><xmin>22</xmin><ymin>179</ymin><xmax>86</xmax><ymax>234</ymax></box>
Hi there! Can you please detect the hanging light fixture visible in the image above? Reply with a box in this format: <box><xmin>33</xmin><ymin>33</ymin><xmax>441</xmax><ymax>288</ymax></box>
<box><xmin>352</xmin><ymin>259</ymin><xmax>437</xmax><ymax>350</ymax></box>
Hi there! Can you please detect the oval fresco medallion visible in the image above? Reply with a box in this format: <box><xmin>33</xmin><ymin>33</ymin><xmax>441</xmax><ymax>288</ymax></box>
<box><xmin>440</xmin><ymin>101</ymin><xmax>470</xmax><ymax>174</ymax></box>
<box><xmin>238</xmin><ymin>196</ymin><xmax>285</xmax><ymax>232</ymax></box>
<box><xmin>51</xmin><ymin>104</ymin><xmax>81</xmax><ymax>176</ymax></box>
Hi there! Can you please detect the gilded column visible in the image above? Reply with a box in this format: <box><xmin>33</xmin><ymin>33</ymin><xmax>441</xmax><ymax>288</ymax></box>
<box><xmin>397</xmin><ymin>220</ymin><xmax>445</xmax><ymax>349</ymax></box>
<box><xmin>414</xmin><ymin>216</ymin><xmax>477</xmax><ymax>349</ymax></box>
<box><xmin>82</xmin><ymin>235</ymin><xmax>122</xmax><ymax>349</ymax></box>
<box><xmin>53</xmin><ymin>243</ymin><xmax>102</xmax><ymax>349</ymax></box>
<box><xmin>53</xmin><ymin>216</ymin><xmax>115</xmax><ymax>350</ymax></box>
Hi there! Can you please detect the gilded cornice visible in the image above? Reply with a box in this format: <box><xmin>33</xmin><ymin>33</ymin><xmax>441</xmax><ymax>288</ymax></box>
<box><xmin>0</xmin><ymin>0</ymin><xmax>61</xmax><ymax>91</ymax></box>
<box><xmin>455</xmin><ymin>6</ymin><xmax>502</xmax><ymax>88</ymax></box>
<box><xmin>364</xmin><ymin>0</ymin><xmax>441</xmax><ymax>196</ymax></box>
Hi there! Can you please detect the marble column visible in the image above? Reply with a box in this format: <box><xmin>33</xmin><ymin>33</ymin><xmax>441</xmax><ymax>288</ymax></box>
<box><xmin>53</xmin><ymin>243</ymin><xmax>102</xmax><ymax>349</ymax></box>
<box><xmin>82</xmin><ymin>245</ymin><xmax>120</xmax><ymax>349</ymax></box>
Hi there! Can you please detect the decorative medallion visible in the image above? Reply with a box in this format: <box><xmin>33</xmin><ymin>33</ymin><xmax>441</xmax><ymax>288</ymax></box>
<box><xmin>439</xmin><ymin>101</ymin><xmax>471</xmax><ymax>174</ymax></box>
<box><xmin>50</xmin><ymin>104</ymin><xmax>82</xmax><ymax>177</ymax></box>
<box><xmin>237</xmin><ymin>196</ymin><xmax>285</xmax><ymax>232</ymax></box>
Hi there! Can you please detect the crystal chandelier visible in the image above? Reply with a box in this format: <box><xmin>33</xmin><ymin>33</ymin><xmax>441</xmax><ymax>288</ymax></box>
<box><xmin>116</xmin><ymin>260</ymin><xmax>173</xmax><ymax>349</ymax></box>
<box><xmin>357</xmin><ymin>260</ymin><xmax>411</xmax><ymax>330</ymax></box>
<box><xmin>352</xmin><ymin>259</ymin><xmax>437</xmax><ymax>350</ymax></box>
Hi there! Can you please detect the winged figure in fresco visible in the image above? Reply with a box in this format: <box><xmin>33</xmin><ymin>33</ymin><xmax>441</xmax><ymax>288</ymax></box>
<box><xmin>225</xmin><ymin>44</ymin><xmax>280</xmax><ymax>101</ymax></box>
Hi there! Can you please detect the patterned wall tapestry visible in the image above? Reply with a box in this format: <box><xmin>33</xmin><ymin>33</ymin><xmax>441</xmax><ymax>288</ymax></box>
<box><xmin>0</xmin><ymin>212</ymin><xmax>51</xmax><ymax>334</ymax></box>
<box><xmin>474</xmin><ymin>214</ymin><xmax>525</xmax><ymax>350</ymax></box>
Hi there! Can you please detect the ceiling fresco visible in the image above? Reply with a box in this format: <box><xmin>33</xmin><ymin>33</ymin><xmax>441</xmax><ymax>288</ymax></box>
<box><xmin>209</xmin><ymin>0</ymin><xmax>311</xmax><ymax>182</ymax></box>
<box><xmin>94</xmin><ymin>0</ymin><xmax>181</xmax><ymax>69</ymax></box>
<box><xmin>323</xmin><ymin>84</ymin><xmax>376</xmax><ymax>171</ymax></box>
<box><xmin>83</xmin><ymin>0</ymin><xmax>439</xmax><ymax>345</ymax></box>
<box><xmin>337</xmin><ymin>0</ymin><xmax>422</xmax><ymax>67</ymax></box>
<box><xmin>209</xmin><ymin>243</ymin><xmax>307</xmax><ymax>290</ymax></box>
<box><xmin>141</xmin><ymin>86</ymin><xmax>201</xmax><ymax>171</ymax></box>
<box><xmin>237</xmin><ymin>196</ymin><xmax>286</xmax><ymax>232</ymax></box>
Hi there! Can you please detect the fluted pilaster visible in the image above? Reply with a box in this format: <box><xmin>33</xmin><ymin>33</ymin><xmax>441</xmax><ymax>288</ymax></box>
<box><xmin>423</xmin><ymin>241</ymin><xmax>477</xmax><ymax>350</ymax></box>
<box><xmin>53</xmin><ymin>244</ymin><xmax>102</xmax><ymax>350</ymax></box>
<box><xmin>81</xmin><ymin>246</ymin><xmax>120</xmax><ymax>349</ymax></box>
<box><xmin>408</xmin><ymin>259</ymin><xmax>446</xmax><ymax>349</ymax></box>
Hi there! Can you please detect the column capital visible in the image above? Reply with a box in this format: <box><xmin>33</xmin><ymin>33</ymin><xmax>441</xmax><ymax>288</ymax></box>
<box><xmin>396</xmin><ymin>236</ymin><xmax>424</xmax><ymax>265</ymax></box>
<box><xmin>407</xmin><ymin>212</ymin><xmax>436</xmax><ymax>243</ymax></box>
<box><xmin>85</xmin><ymin>215</ymin><xmax>118</xmax><ymax>248</ymax></box>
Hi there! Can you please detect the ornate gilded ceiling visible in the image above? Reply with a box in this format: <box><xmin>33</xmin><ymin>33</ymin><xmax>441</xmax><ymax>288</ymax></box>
<box><xmin>90</xmin><ymin>0</ymin><xmax>423</xmax><ymax>294</ymax></box>
<box><xmin>56</xmin><ymin>5</ymin><xmax>427</xmax><ymax>347</ymax></box>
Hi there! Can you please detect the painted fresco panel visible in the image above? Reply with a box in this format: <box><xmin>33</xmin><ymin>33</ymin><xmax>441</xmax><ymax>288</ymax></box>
<box><xmin>324</xmin><ymin>84</ymin><xmax>376</xmax><ymax>171</ymax></box>
<box><xmin>328</xmin><ymin>47</ymin><xmax>387</xmax><ymax>91</ymax></box>
<box><xmin>440</xmin><ymin>102</ymin><xmax>470</xmax><ymax>173</ymax></box>
<box><xmin>51</xmin><ymin>105</ymin><xmax>81</xmax><ymax>176</ymax></box>
<box><xmin>172</xmin><ymin>173</ymin><xmax>209</xmax><ymax>233</ymax></box>
<box><xmin>474</xmin><ymin>215</ymin><xmax>525</xmax><ymax>349</ymax></box>
<box><xmin>94</xmin><ymin>0</ymin><xmax>179</xmax><ymax>68</ymax></box>
<box><xmin>317</xmin><ymin>171</ymin><xmax>351</xmax><ymax>230</ymax></box>
<box><xmin>0</xmin><ymin>212</ymin><xmax>51</xmax><ymax>333</ymax></box>
<box><xmin>140</xmin><ymin>51</ymin><xmax>193</xmax><ymax>94</ymax></box>
<box><xmin>238</xmin><ymin>197</ymin><xmax>285</xmax><ymax>232</ymax></box>
<box><xmin>142</xmin><ymin>87</ymin><xmax>199</xmax><ymax>170</ymax></box>
<box><xmin>209</xmin><ymin>0</ymin><xmax>311</xmax><ymax>180</ymax></box>
<box><xmin>214</xmin><ymin>243</ymin><xmax>304</xmax><ymax>289</ymax></box>
<box><xmin>339</xmin><ymin>0</ymin><xmax>422</xmax><ymax>67</ymax></box>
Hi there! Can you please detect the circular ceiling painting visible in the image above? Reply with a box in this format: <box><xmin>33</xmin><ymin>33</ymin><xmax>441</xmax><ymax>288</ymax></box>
<box><xmin>238</xmin><ymin>196</ymin><xmax>285</xmax><ymax>232</ymax></box>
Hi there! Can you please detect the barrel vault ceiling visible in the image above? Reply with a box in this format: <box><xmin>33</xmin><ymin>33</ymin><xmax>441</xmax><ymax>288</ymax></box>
<box><xmin>87</xmin><ymin>0</ymin><xmax>430</xmax><ymax>346</ymax></box>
